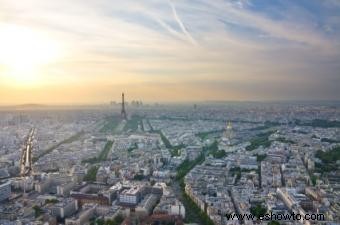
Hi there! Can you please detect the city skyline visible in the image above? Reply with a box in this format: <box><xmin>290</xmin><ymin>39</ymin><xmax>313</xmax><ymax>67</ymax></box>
<box><xmin>1</xmin><ymin>0</ymin><xmax>340</xmax><ymax>104</ymax></box>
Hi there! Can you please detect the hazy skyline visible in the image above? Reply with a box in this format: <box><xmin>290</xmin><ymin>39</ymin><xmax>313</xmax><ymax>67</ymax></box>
<box><xmin>0</xmin><ymin>0</ymin><xmax>340</xmax><ymax>104</ymax></box>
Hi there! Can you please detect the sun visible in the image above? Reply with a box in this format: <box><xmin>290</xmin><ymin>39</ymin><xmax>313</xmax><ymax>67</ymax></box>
<box><xmin>0</xmin><ymin>24</ymin><xmax>61</xmax><ymax>86</ymax></box>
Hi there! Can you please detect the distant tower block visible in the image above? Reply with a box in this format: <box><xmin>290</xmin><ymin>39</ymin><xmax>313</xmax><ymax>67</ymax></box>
<box><xmin>121</xmin><ymin>92</ymin><xmax>127</xmax><ymax>120</ymax></box>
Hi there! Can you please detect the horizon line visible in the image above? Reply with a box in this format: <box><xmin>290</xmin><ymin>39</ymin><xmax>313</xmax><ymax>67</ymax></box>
<box><xmin>1</xmin><ymin>99</ymin><xmax>340</xmax><ymax>107</ymax></box>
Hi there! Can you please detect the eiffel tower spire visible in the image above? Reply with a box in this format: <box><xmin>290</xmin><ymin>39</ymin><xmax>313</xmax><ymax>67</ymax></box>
<box><xmin>121</xmin><ymin>92</ymin><xmax>127</xmax><ymax>120</ymax></box>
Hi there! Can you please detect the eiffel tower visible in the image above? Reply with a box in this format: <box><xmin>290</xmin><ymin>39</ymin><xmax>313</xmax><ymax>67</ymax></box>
<box><xmin>121</xmin><ymin>92</ymin><xmax>127</xmax><ymax>120</ymax></box>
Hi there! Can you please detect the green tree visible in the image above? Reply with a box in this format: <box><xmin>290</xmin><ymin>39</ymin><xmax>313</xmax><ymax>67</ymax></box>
<box><xmin>96</xmin><ymin>219</ymin><xmax>105</xmax><ymax>225</ymax></box>
<box><xmin>250</xmin><ymin>204</ymin><xmax>267</xmax><ymax>219</ymax></box>
<box><xmin>32</xmin><ymin>205</ymin><xmax>44</xmax><ymax>218</ymax></box>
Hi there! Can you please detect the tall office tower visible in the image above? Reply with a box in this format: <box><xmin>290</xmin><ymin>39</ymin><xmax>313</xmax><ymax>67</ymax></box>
<box><xmin>121</xmin><ymin>92</ymin><xmax>127</xmax><ymax>120</ymax></box>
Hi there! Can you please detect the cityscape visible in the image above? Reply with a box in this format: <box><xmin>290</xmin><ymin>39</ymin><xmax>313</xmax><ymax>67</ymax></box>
<box><xmin>0</xmin><ymin>98</ymin><xmax>339</xmax><ymax>225</ymax></box>
<box><xmin>0</xmin><ymin>0</ymin><xmax>340</xmax><ymax>225</ymax></box>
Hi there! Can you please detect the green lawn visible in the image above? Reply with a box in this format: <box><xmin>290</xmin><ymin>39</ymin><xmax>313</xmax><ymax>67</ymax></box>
<box><xmin>82</xmin><ymin>141</ymin><xmax>113</xmax><ymax>164</ymax></box>
<box><xmin>204</xmin><ymin>140</ymin><xmax>225</xmax><ymax>158</ymax></box>
<box><xmin>176</xmin><ymin>154</ymin><xmax>205</xmax><ymax>180</ymax></box>
<box><xmin>124</xmin><ymin>115</ymin><xmax>143</xmax><ymax>131</ymax></box>
<box><xmin>172</xmin><ymin>141</ymin><xmax>218</xmax><ymax>225</ymax></box>
<box><xmin>177</xmin><ymin>170</ymin><xmax>214</xmax><ymax>224</ymax></box>
<box><xmin>153</xmin><ymin>130</ymin><xmax>185</xmax><ymax>157</ymax></box>
<box><xmin>33</xmin><ymin>131</ymin><xmax>84</xmax><ymax>162</ymax></box>
<box><xmin>275</xmin><ymin>137</ymin><xmax>296</xmax><ymax>144</ymax></box>
<box><xmin>100</xmin><ymin>116</ymin><xmax>120</xmax><ymax>133</ymax></box>
<box><xmin>315</xmin><ymin>146</ymin><xmax>340</xmax><ymax>173</ymax></box>
<box><xmin>180</xmin><ymin>183</ymin><xmax>214</xmax><ymax>225</ymax></box>
<box><xmin>246</xmin><ymin>131</ymin><xmax>274</xmax><ymax>151</ymax></box>
<box><xmin>196</xmin><ymin>129</ymin><xmax>223</xmax><ymax>140</ymax></box>
<box><xmin>316</xmin><ymin>146</ymin><xmax>340</xmax><ymax>164</ymax></box>
<box><xmin>174</xmin><ymin>141</ymin><xmax>220</xmax><ymax>180</ymax></box>
<box><xmin>296</xmin><ymin>119</ymin><xmax>340</xmax><ymax>128</ymax></box>
<box><xmin>84</xmin><ymin>165</ymin><xmax>99</xmax><ymax>181</ymax></box>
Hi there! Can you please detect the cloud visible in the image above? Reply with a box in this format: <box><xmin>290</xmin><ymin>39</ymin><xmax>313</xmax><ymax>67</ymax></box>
<box><xmin>196</xmin><ymin>0</ymin><xmax>334</xmax><ymax>50</ymax></box>
<box><xmin>0</xmin><ymin>0</ymin><xmax>339</xmax><ymax>103</ymax></box>
<box><xmin>168</xmin><ymin>0</ymin><xmax>197</xmax><ymax>45</ymax></box>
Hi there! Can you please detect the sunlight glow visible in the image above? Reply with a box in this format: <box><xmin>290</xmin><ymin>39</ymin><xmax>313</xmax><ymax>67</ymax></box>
<box><xmin>0</xmin><ymin>24</ymin><xmax>61</xmax><ymax>86</ymax></box>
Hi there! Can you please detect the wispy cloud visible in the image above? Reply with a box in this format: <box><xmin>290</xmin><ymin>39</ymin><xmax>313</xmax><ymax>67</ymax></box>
<box><xmin>168</xmin><ymin>0</ymin><xmax>197</xmax><ymax>45</ymax></box>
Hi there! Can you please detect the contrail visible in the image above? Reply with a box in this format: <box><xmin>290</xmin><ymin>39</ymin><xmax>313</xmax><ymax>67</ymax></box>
<box><xmin>149</xmin><ymin>13</ymin><xmax>188</xmax><ymax>42</ymax></box>
<box><xmin>169</xmin><ymin>0</ymin><xmax>197</xmax><ymax>45</ymax></box>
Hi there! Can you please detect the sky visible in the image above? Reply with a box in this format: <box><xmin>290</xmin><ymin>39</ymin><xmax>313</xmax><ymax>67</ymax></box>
<box><xmin>0</xmin><ymin>0</ymin><xmax>339</xmax><ymax>104</ymax></box>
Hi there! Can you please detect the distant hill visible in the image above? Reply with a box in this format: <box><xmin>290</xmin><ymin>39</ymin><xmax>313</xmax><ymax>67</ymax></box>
<box><xmin>15</xmin><ymin>104</ymin><xmax>46</xmax><ymax>108</ymax></box>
